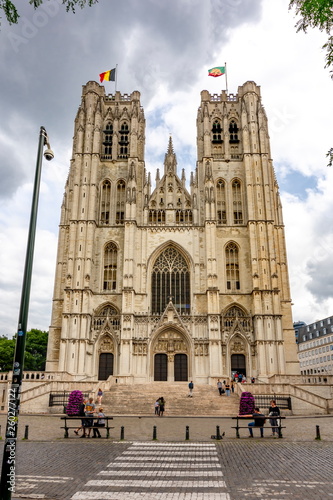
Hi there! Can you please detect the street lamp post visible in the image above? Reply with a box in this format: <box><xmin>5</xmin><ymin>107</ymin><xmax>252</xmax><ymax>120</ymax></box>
<box><xmin>0</xmin><ymin>127</ymin><xmax>54</xmax><ymax>500</ymax></box>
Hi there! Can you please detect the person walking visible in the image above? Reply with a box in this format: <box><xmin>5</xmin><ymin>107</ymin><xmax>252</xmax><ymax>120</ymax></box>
<box><xmin>159</xmin><ymin>397</ymin><xmax>165</xmax><ymax>416</ymax></box>
<box><xmin>188</xmin><ymin>380</ymin><xmax>194</xmax><ymax>397</ymax></box>
<box><xmin>154</xmin><ymin>399</ymin><xmax>160</xmax><ymax>415</ymax></box>
<box><xmin>75</xmin><ymin>398</ymin><xmax>87</xmax><ymax>437</ymax></box>
<box><xmin>84</xmin><ymin>397</ymin><xmax>96</xmax><ymax>437</ymax></box>
<box><xmin>97</xmin><ymin>388</ymin><xmax>103</xmax><ymax>404</ymax></box>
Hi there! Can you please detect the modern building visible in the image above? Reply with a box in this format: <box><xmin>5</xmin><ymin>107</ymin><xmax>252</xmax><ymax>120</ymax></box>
<box><xmin>297</xmin><ymin>315</ymin><xmax>333</xmax><ymax>375</ymax></box>
<box><xmin>293</xmin><ymin>320</ymin><xmax>306</xmax><ymax>343</ymax></box>
<box><xmin>45</xmin><ymin>80</ymin><xmax>299</xmax><ymax>384</ymax></box>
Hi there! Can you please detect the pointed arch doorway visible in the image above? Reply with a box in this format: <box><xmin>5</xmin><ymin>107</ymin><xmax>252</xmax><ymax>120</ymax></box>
<box><xmin>231</xmin><ymin>353</ymin><xmax>246</xmax><ymax>377</ymax></box>
<box><xmin>98</xmin><ymin>353</ymin><xmax>114</xmax><ymax>380</ymax></box>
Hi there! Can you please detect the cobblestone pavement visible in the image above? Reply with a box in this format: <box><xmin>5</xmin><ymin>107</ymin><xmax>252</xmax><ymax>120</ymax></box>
<box><xmin>0</xmin><ymin>415</ymin><xmax>332</xmax><ymax>499</ymax></box>
<box><xmin>0</xmin><ymin>439</ymin><xmax>331</xmax><ymax>500</ymax></box>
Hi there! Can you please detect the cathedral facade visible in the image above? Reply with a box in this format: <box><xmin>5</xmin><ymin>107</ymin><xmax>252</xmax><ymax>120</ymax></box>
<box><xmin>46</xmin><ymin>80</ymin><xmax>299</xmax><ymax>383</ymax></box>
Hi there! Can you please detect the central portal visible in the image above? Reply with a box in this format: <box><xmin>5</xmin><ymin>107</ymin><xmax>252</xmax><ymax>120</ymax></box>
<box><xmin>153</xmin><ymin>329</ymin><xmax>189</xmax><ymax>381</ymax></box>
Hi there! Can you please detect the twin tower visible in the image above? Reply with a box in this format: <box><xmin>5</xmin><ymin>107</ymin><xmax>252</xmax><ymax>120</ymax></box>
<box><xmin>46</xmin><ymin>80</ymin><xmax>299</xmax><ymax>383</ymax></box>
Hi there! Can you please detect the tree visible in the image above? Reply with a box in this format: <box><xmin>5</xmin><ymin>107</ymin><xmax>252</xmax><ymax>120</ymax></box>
<box><xmin>0</xmin><ymin>336</ymin><xmax>15</xmax><ymax>371</ymax></box>
<box><xmin>289</xmin><ymin>1</ymin><xmax>333</xmax><ymax>78</ymax></box>
<box><xmin>0</xmin><ymin>329</ymin><xmax>48</xmax><ymax>372</ymax></box>
<box><xmin>0</xmin><ymin>0</ymin><xmax>98</xmax><ymax>26</ymax></box>
<box><xmin>24</xmin><ymin>329</ymin><xmax>48</xmax><ymax>371</ymax></box>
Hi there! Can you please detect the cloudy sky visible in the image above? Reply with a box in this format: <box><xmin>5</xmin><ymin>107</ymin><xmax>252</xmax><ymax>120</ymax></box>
<box><xmin>0</xmin><ymin>0</ymin><xmax>332</xmax><ymax>337</ymax></box>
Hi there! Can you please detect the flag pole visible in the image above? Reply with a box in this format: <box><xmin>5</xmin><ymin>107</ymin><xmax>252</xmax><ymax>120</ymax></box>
<box><xmin>225</xmin><ymin>62</ymin><xmax>228</xmax><ymax>95</ymax></box>
<box><xmin>115</xmin><ymin>64</ymin><xmax>118</xmax><ymax>93</ymax></box>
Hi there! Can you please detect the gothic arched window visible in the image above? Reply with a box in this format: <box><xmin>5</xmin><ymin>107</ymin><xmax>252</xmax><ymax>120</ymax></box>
<box><xmin>118</xmin><ymin>122</ymin><xmax>129</xmax><ymax>158</ymax></box>
<box><xmin>103</xmin><ymin>122</ymin><xmax>113</xmax><ymax>156</ymax></box>
<box><xmin>100</xmin><ymin>180</ymin><xmax>111</xmax><ymax>225</ymax></box>
<box><xmin>152</xmin><ymin>247</ymin><xmax>190</xmax><ymax>314</ymax></box>
<box><xmin>93</xmin><ymin>304</ymin><xmax>120</xmax><ymax>329</ymax></box>
<box><xmin>232</xmin><ymin>179</ymin><xmax>243</xmax><ymax>224</ymax></box>
<box><xmin>226</xmin><ymin>242</ymin><xmax>240</xmax><ymax>291</ymax></box>
<box><xmin>212</xmin><ymin>120</ymin><xmax>223</xmax><ymax>143</ymax></box>
<box><xmin>116</xmin><ymin>180</ymin><xmax>126</xmax><ymax>224</ymax></box>
<box><xmin>103</xmin><ymin>243</ymin><xmax>118</xmax><ymax>291</ymax></box>
<box><xmin>229</xmin><ymin>120</ymin><xmax>239</xmax><ymax>143</ymax></box>
<box><xmin>216</xmin><ymin>179</ymin><xmax>226</xmax><ymax>224</ymax></box>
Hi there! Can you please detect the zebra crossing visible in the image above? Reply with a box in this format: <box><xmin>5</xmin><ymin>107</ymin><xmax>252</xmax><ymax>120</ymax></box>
<box><xmin>71</xmin><ymin>442</ymin><xmax>230</xmax><ymax>499</ymax></box>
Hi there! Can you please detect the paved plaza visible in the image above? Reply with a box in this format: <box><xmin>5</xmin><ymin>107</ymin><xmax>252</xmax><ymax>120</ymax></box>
<box><xmin>0</xmin><ymin>415</ymin><xmax>332</xmax><ymax>499</ymax></box>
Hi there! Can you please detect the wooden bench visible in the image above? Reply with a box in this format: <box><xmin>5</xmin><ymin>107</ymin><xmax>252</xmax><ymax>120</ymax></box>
<box><xmin>60</xmin><ymin>416</ymin><xmax>114</xmax><ymax>439</ymax></box>
<box><xmin>231</xmin><ymin>416</ymin><xmax>286</xmax><ymax>438</ymax></box>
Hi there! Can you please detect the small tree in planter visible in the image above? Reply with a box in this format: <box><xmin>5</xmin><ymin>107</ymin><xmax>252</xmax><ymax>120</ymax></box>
<box><xmin>66</xmin><ymin>390</ymin><xmax>84</xmax><ymax>415</ymax></box>
<box><xmin>239</xmin><ymin>391</ymin><xmax>255</xmax><ymax>415</ymax></box>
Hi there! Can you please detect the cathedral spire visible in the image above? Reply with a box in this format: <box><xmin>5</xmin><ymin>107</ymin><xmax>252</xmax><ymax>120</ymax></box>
<box><xmin>164</xmin><ymin>136</ymin><xmax>177</xmax><ymax>175</ymax></box>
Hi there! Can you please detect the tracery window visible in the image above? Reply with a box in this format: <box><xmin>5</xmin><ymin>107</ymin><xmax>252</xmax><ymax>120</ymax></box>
<box><xmin>149</xmin><ymin>210</ymin><xmax>165</xmax><ymax>223</ymax></box>
<box><xmin>116</xmin><ymin>180</ymin><xmax>126</xmax><ymax>224</ymax></box>
<box><xmin>103</xmin><ymin>122</ymin><xmax>113</xmax><ymax>156</ymax></box>
<box><xmin>100</xmin><ymin>180</ymin><xmax>111</xmax><ymax>225</ymax></box>
<box><xmin>216</xmin><ymin>179</ymin><xmax>226</xmax><ymax>224</ymax></box>
<box><xmin>226</xmin><ymin>242</ymin><xmax>240</xmax><ymax>291</ymax></box>
<box><xmin>118</xmin><ymin>122</ymin><xmax>129</xmax><ymax>158</ymax></box>
<box><xmin>103</xmin><ymin>243</ymin><xmax>117</xmax><ymax>291</ymax></box>
<box><xmin>212</xmin><ymin>120</ymin><xmax>223</xmax><ymax>143</ymax></box>
<box><xmin>93</xmin><ymin>304</ymin><xmax>120</xmax><ymax>330</ymax></box>
<box><xmin>222</xmin><ymin>305</ymin><xmax>251</xmax><ymax>331</ymax></box>
<box><xmin>232</xmin><ymin>180</ymin><xmax>243</xmax><ymax>224</ymax></box>
<box><xmin>152</xmin><ymin>247</ymin><xmax>190</xmax><ymax>314</ymax></box>
<box><xmin>229</xmin><ymin>120</ymin><xmax>239</xmax><ymax>143</ymax></box>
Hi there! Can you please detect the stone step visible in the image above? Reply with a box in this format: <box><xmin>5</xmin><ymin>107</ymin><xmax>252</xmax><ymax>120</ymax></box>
<box><xmin>98</xmin><ymin>383</ymin><xmax>240</xmax><ymax>416</ymax></box>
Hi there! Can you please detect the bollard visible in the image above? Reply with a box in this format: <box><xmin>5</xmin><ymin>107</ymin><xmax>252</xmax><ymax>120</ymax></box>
<box><xmin>185</xmin><ymin>425</ymin><xmax>189</xmax><ymax>441</ymax></box>
<box><xmin>0</xmin><ymin>424</ymin><xmax>1</xmax><ymax>439</ymax></box>
<box><xmin>216</xmin><ymin>426</ymin><xmax>221</xmax><ymax>440</ymax></box>
<box><xmin>153</xmin><ymin>426</ymin><xmax>157</xmax><ymax>440</ymax></box>
<box><xmin>315</xmin><ymin>425</ymin><xmax>321</xmax><ymax>440</ymax></box>
<box><xmin>120</xmin><ymin>426</ymin><xmax>124</xmax><ymax>440</ymax></box>
<box><xmin>24</xmin><ymin>425</ymin><xmax>29</xmax><ymax>440</ymax></box>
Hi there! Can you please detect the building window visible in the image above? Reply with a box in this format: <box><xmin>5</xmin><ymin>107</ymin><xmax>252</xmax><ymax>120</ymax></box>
<box><xmin>212</xmin><ymin>120</ymin><xmax>223</xmax><ymax>143</ymax></box>
<box><xmin>103</xmin><ymin>242</ymin><xmax>117</xmax><ymax>291</ymax></box>
<box><xmin>216</xmin><ymin>179</ymin><xmax>227</xmax><ymax>224</ymax></box>
<box><xmin>229</xmin><ymin>120</ymin><xmax>239</xmax><ymax>143</ymax></box>
<box><xmin>226</xmin><ymin>242</ymin><xmax>240</xmax><ymax>291</ymax></box>
<box><xmin>151</xmin><ymin>246</ymin><xmax>190</xmax><ymax>315</ymax></box>
<box><xmin>103</xmin><ymin>122</ymin><xmax>113</xmax><ymax>157</ymax></box>
<box><xmin>118</xmin><ymin>122</ymin><xmax>129</xmax><ymax>158</ymax></box>
<box><xmin>232</xmin><ymin>180</ymin><xmax>243</xmax><ymax>224</ymax></box>
<box><xmin>116</xmin><ymin>180</ymin><xmax>126</xmax><ymax>224</ymax></box>
<box><xmin>100</xmin><ymin>180</ymin><xmax>111</xmax><ymax>225</ymax></box>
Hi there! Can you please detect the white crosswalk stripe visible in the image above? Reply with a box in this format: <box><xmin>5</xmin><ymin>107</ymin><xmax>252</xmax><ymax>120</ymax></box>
<box><xmin>71</xmin><ymin>442</ymin><xmax>230</xmax><ymax>500</ymax></box>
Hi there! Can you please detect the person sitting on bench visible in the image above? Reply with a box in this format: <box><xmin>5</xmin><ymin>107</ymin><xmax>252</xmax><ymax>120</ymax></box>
<box><xmin>240</xmin><ymin>407</ymin><xmax>266</xmax><ymax>438</ymax></box>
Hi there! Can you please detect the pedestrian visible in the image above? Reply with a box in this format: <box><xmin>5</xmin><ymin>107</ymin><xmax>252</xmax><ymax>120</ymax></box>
<box><xmin>92</xmin><ymin>407</ymin><xmax>105</xmax><ymax>438</ymax></box>
<box><xmin>240</xmin><ymin>407</ymin><xmax>266</xmax><ymax>438</ymax></box>
<box><xmin>97</xmin><ymin>388</ymin><xmax>103</xmax><ymax>404</ymax></box>
<box><xmin>154</xmin><ymin>399</ymin><xmax>160</xmax><ymax>415</ymax></box>
<box><xmin>225</xmin><ymin>381</ymin><xmax>230</xmax><ymax>396</ymax></box>
<box><xmin>188</xmin><ymin>380</ymin><xmax>194</xmax><ymax>397</ymax></box>
<box><xmin>217</xmin><ymin>379</ymin><xmax>223</xmax><ymax>396</ymax></box>
<box><xmin>75</xmin><ymin>398</ymin><xmax>87</xmax><ymax>437</ymax></box>
<box><xmin>238</xmin><ymin>373</ymin><xmax>243</xmax><ymax>383</ymax></box>
<box><xmin>234</xmin><ymin>372</ymin><xmax>239</xmax><ymax>383</ymax></box>
<box><xmin>159</xmin><ymin>397</ymin><xmax>165</xmax><ymax>416</ymax></box>
<box><xmin>251</xmin><ymin>377</ymin><xmax>255</xmax><ymax>384</ymax></box>
<box><xmin>231</xmin><ymin>382</ymin><xmax>234</xmax><ymax>393</ymax></box>
<box><xmin>84</xmin><ymin>397</ymin><xmax>95</xmax><ymax>437</ymax></box>
<box><xmin>268</xmin><ymin>400</ymin><xmax>280</xmax><ymax>437</ymax></box>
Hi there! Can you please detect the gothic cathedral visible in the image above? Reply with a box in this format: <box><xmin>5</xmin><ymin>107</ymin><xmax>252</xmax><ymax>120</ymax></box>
<box><xmin>46</xmin><ymin>80</ymin><xmax>299</xmax><ymax>383</ymax></box>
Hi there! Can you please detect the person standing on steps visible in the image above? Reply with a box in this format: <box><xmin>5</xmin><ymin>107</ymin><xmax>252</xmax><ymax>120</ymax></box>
<box><xmin>154</xmin><ymin>399</ymin><xmax>160</xmax><ymax>415</ymax></box>
<box><xmin>97</xmin><ymin>388</ymin><xmax>103</xmax><ymax>404</ymax></box>
<box><xmin>217</xmin><ymin>379</ymin><xmax>223</xmax><ymax>396</ymax></box>
<box><xmin>188</xmin><ymin>380</ymin><xmax>194</xmax><ymax>397</ymax></box>
<box><xmin>225</xmin><ymin>381</ymin><xmax>231</xmax><ymax>396</ymax></box>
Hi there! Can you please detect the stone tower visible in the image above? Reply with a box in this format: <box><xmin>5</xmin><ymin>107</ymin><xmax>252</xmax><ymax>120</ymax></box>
<box><xmin>46</xmin><ymin>80</ymin><xmax>299</xmax><ymax>382</ymax></box>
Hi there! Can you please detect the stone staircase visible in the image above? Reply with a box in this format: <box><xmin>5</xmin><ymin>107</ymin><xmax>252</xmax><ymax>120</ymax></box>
<box><xmin>100</xmin><ymin>382</ymin><xmax>239</xmax><ymax>416</ymax></box>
